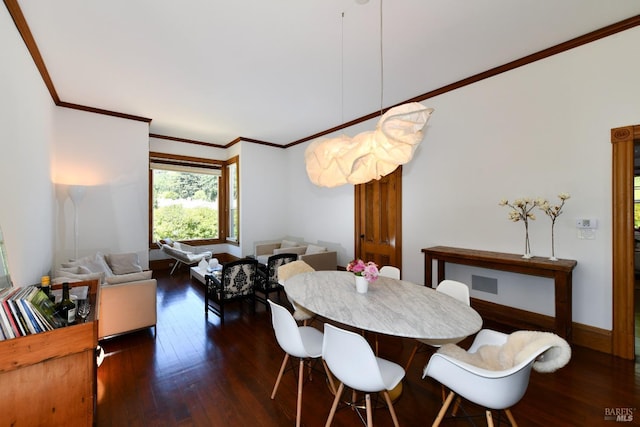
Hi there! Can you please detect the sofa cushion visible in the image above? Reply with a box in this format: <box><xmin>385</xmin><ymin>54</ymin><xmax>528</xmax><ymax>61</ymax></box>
<box><xmin>55</xmin><ymin>267</ymin><xmax>105</xmax><ymax>283</ymax></box>
<box><xmin>274</xmin><ymin>246</ymin><xmax>307</xmax><ymax>256</ymax></box>
<box><xmin>305</xmin><ymin>244</ymin><xmax>327</xmax><ymax>255</ymax></box>
<box><xmin>105</xmin><ymin>270</ymin><xmax>153</xmax><ymax>285</ymax></box>
<box><xmin>105</xmin><ymin>252</ymin><xmax>143</xmax><ymax>275</ymax></box>
<box><xmin>62</xmin><ymin>253</ymin><xmax>114</xmax><ymax>277</ymax></box>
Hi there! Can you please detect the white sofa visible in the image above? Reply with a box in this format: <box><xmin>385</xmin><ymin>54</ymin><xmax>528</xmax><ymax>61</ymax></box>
<box><xmin>254</xmin><ymin>239</ymin><xmax>337</xmax><ymax>271</ymax></box>
<box><xmin>54</xmin><ymin>252</ymin><xmax>157</xmax><ymax>339</ymax></box>
<box><xmin>98</xmin><ymin>278</ymin><xmax>157</xmax><ymax>339</ymax></box>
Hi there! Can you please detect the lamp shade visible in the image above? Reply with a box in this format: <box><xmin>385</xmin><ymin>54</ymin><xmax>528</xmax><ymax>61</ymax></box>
<box><xmin>305</xmin><ymin>102</ymin><xmax>434</xmax><ymax>187</ymax></box>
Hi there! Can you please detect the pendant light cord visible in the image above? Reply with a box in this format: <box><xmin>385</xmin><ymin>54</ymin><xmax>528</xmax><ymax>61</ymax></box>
<box><xmin>379</xmin><ymin>0</ymin><xmax>384</xmax><ymax>117</ymax></box>
<box><xmin>341</xmin><ymin>11</ymin><xmax>345</xmax><ymax>125</ymax></box>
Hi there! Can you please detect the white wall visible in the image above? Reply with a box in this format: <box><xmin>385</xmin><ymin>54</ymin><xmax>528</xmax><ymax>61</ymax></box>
<box><xmin>52</xmin><ymin>109</ymin><xmax>151</xmax><ymax>268</ymax></box>
<box><xmin>0</xmin><ymin>6</ymin><xmax>55</xmax><ymax>286</ymax></box>
<box><xmin>281</xmin><ymin>27</ymin><xmax>640</xmax><ymax>330</ymax></box>
<box><xmin>239</xmin><ymin>142</ymin><xmax>290</xmax><ymax>256</ymax></box>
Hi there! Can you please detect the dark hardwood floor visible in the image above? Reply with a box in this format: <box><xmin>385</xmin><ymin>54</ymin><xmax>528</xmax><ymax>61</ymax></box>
<box><xmin>97</xmin><ymin>269</ymin><xmax>639</xmax><ymax>426</ymax></box>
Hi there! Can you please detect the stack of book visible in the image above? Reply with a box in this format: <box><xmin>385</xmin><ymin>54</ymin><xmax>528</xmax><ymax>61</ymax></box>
<box><xmin>0</xmin><ymin>285</ymin><xmax>64</xmax><ymax>340</ymax></box>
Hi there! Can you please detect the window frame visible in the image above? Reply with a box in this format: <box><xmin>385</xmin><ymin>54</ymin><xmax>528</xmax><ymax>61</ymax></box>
<box><xmin>149</xmin><ymin>152</ymin><xmax>239</xmax><ymax>247</ymax></box>
<box><xmin>225</xmin><ymin>155</ymin><xmax>239</xmax><ymax>244</ymax></box>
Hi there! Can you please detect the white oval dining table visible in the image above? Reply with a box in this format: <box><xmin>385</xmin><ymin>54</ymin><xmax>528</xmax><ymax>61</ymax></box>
<box><xmin>283</xmin><ymin>270</ymin><xmax>482</xmax><ymax>341</ymax></box>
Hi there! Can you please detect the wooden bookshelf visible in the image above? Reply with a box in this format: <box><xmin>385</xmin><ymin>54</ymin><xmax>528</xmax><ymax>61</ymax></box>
<box><xmin>0</xmin><ymin>279</ymin><xmax>99</xmax><ymax>426</ymax></box>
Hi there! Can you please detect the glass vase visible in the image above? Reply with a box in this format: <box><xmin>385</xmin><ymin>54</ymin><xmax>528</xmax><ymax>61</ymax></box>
<box><xmin>522</xmin><ymin>222</ymin><xmax>532</xmax><ymax>259</ymax></box>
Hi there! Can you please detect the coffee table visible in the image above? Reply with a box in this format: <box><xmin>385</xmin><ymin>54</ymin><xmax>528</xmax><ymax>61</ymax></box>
<box><xmin>190</xmin><ymin>266</ymin><xmax>204</xmax><ymax>284</ymax></box>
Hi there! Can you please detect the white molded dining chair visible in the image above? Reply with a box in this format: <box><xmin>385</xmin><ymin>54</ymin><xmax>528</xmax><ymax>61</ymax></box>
<box><xmin>379</xmin><ymin>265</ymin><xmax>400</xmax><ymax>279</ymax></box>
<box><xmin>405</xmin><ymin>279</ymin><xmax>471</xmax><ymax>371</ymax></box>
<box><xmin>322</xmin><ymin>323</ymin><xmax>405</xmax><ymax>427</ymax></box>
<box><xmin>268</xmin><ymin>299</ymin><xmax>334</xmax><ymax>427</ymax></box>
<box><xmin>422</xmin><ymin>329</ymin><xmax>568</xmax><ymax>427</ymax></box>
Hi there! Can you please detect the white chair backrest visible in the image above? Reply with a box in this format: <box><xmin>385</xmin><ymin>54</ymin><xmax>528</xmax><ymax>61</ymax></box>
<box><xmin>379</xmin><ymin>266</ymin><xmax>401</xmax><ymax>279</ymax></box>
<box><xmin>268</xmin><ymin>300</ymin><xmax>308</xmax><ymax>358</ymax></box>
<box><xmin>423</xmin><ymin>328</ymin><xmax>550</xmax><ymax>410</ymax></box>
<box><xmin>322</xmin><ymin>324</ymin><xmax>386</xmax><ymax>393</ymax></box>
<box><xmin>436</xmin><ymin>280</ymin><xmax>470</xmax><ymax>305</ymax></box>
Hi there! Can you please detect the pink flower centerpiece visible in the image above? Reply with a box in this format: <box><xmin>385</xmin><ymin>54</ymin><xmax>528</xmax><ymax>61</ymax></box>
<box><xmin>346</xmin><ymin>259</ymin><xmax>379</xmax><ymax>283</ymax></box>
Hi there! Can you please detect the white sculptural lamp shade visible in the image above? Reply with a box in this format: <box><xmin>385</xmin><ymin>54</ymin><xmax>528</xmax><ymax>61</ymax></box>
<box><xmin>305</xmin><ymin>103</ymin><xmax>434</xmax><ymax>187</ymax></box>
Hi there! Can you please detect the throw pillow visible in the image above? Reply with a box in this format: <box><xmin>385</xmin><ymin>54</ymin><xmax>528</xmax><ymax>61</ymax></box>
<box><xmin>281</xmin><ymin>239</ymin><xmax>300</xmax><ymax>248</ymax></box>
<box><xmin>105</xmin><ymin>252</ymin><xmax>143</xmax><ymax>275</ymax></box>
<box><xmin>159</xmin><ymin>238</ymin><xmax>174</xmax><ymax>247</ymax></box>
<box><xmin>305</xmin><ymin>244</ymin><xmax>327</xmax><ymax>255</ymax></box>
<box><xmin>94</xmin><ymin>252</ymin><xmax>115</xmax><ymax>277</ymax></box>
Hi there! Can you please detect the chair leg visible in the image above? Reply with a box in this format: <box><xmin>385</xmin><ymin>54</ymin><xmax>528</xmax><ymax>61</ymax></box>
<box><xmin>170</xmin><ymin>260</ymin><xmax>182</xmax><ymax>275</ymax></box>
<box><xmin>486</xmin><ymin>410</ymin><xmax>495</xmax><ymax>427</ymax></box>
<box><xmin>405</xmin><ymin>342</ymin><xmax>419</xmax><ymax>371</ymax></box>
<box><xmin>365</xmin><ymin>394</ymin><xmax>373</xmax><ymax>427</ymax></box>
<box><xmin>271</xmin><ymin>353</ymin><xmax>289</xmax><ymax>399</ymax></box>
<box><xmin>382</xmin><ymin>390</ymin><xmax>400</xmax><ymax>427</ymax></box>
<box><xmin>450</xmin><ymin>394</ymin><xmax>462</xmax><ymax>416</ymax></box>
<box><xmin>296</xmin><ymin>359</ymin><xmax>304</xmax><ymax>427</ymax></box>
<box><xmin>504</xmin><ymin>408</ymin><xmax>518</xmax><ymax>426</ymax></box>
<box><xmin>322</xmin><ymin>360</ymin><xmax>337</xmax><ymax>395</ymax></box>
<box><xmin>325</xmin><ymin>382</ymin><xmax>344</xmax><ymax>427</ymax></box>
<box><xmin>432</xmin><ymin>390</ymin><xmax>456</xmax><ymax>427</ymax></box>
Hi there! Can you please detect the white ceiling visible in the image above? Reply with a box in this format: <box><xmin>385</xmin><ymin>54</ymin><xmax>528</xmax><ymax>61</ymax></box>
<box><xmin>14</xmin><ymin>0</ymin><xmax>640</xmax><ymax>146</ymax></box>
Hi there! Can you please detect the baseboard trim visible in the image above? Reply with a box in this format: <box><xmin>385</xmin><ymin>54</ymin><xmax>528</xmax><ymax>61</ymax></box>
<box><xmin>470</xmin><ymin>297</ymin><xmax>612</xmax><ymax>355</ymax></box>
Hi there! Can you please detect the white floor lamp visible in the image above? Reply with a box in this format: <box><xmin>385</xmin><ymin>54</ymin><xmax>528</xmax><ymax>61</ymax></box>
<box><xmin>68</xmin><ymin>185</ymin><xmax>86</xmax><ymax>260</ymax></box>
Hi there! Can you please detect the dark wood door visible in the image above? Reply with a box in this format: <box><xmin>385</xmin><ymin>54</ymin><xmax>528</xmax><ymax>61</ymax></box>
<box><xmin>354</xmin><ymin>167</ymin><xmax>402</xmax><ymax>270</ymax></box>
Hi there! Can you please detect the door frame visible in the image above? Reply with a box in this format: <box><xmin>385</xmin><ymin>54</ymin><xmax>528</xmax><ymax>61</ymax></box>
<box><xmin>611</xmin><ymin>124</ymin><xmax>639</xmax><ymax>360</ymax></box>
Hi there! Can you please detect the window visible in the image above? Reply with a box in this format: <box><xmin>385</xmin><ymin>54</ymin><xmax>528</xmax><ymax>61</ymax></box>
<box><xmin>150</xmin><ymin>152</ymin><xmax>238</xmax><ymax>245</ymax></box>
<box><xmin>226</xmin><ymin>156</ymin><xmax>239</xmax><ymax>243</ymax></box>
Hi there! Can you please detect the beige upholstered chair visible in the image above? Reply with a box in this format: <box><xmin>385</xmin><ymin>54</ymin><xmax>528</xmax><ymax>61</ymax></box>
<box><xmin>278</xmin><ymin>261</ymin><xmax>316</xmax><ymax>325</ymax></box>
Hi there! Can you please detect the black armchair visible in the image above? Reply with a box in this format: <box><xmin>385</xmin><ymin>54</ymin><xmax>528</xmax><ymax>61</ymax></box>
<box><xmin>205</xmin><ymin>258</ymin><xmax>258</xmax><ymax>324</ymax></box>
<box><xmin>255</xmin><ymin>253</ymin><xmax>298</xmax><ymax>307</ymax></box>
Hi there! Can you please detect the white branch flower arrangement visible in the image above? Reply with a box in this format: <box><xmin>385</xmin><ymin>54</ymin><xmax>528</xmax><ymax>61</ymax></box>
<box><xmin>537</xmin><ymin>193</ymin><xmax>570</xmax><ymax>260</ymax></box>
<box><xmin>498</xmin><ymin>198</ymin><xmax>540</xmax><ymax>258</ymax></box>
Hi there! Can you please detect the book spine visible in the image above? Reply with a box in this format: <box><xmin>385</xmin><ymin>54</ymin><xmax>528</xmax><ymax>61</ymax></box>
<box><xmin>2</xmin><ymin>301</ymin><xmax>21</xmax><ymax>337</ymax></box>
<box><xmin>19</xmin><ymin>299</ymin><xmax>41</xmax><ymax>334</ymax></box>
<box><xmin>0</xmin><ymin>298</ymin><xmax>15</xmax><ymax>339</ymax></box>
<box><xmin>26</xmin><ymin>300</ymin><xmax>52</xmax><ymax>332</ymax></box>
<box><xmin>6</xmin><ymin>300</ymin><xmax>27</xmax><ymax>336</ymax></box>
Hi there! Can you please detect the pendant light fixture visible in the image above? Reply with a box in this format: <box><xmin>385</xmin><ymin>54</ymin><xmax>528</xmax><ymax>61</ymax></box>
<box><xmin>305</xmin><ymin>0</ymin><xmax>433</xmax><ymax>188</ymax></box>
